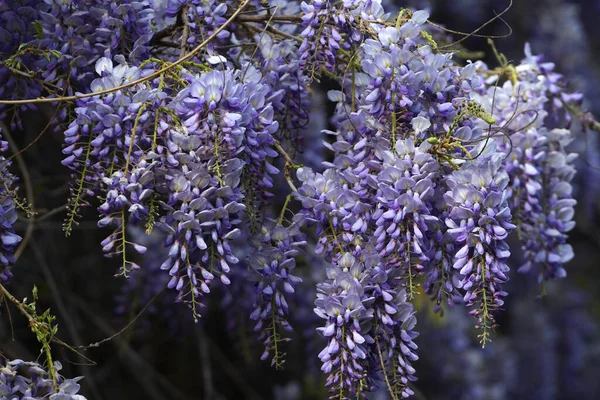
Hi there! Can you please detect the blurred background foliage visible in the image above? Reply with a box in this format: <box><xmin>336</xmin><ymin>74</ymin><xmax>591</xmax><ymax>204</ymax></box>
<box><xmin>2</xmin><ymin>1</ymin><xmax>600</xmax><ymax>399</ymax></box>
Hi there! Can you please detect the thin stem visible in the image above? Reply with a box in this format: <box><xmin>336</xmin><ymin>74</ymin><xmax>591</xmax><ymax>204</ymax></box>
<box><xmin>35</xmin><ymin>204</ymin><xmax>68</xmax><ymax>222</ymax></box>
<box><xmin>179</xmin><ymin>6</ymin><xmax>190</xmax><ymax>59</ymax></box>
<box><xmin>0</xmin><ymin>284</ymin><xmax>37</xmax><ymax>326</ymax></box>
<box><xmin>241</xmin><ymin>21</ymin><xmax>302</xmax><ymax>43</ymax></box>
<box><xmin>273</xmin><ymin>139</ymin><xmax>299</xmax><ymax>192</ymax></box>
<box><xmin>278</xmin><ymin>194</ymin><xmax>293</xmax><ymax>225</ymax></box>
<box><xmin>374</xmin><ymin>332</ymin><xmax>399</xmax><ymax>400</ymax></box>
<box><xmin>3</xmin><ymin>65</ymin><xmax>36</xmax><ymax>79</ymax></box>
<box><xmin>273</xmin><ymin>140</ymin><xmax>297</xmax><ymax>167</ymax></box>
<box><xmin>31</xmin><ymin>240</ymin><xmax>100</xmax><ymax>396</ymax></box>
<box><xmin>124</xmin><ymin>103</ymin><xmax>149</xmax><ymax>175</ymax></box>
<box><xmin>236</xmin><ymin>14</ymin><xmax>302</xmax><ymax>22</ymax></box>
<box><xmin>76</xmin><ymin>287</ymin><xmax>166</xmax><ymax>349</ymax></box>
<box><xmin>329</xmin><ymin>219</ymin><xmax>345</xmax><ymax>254</ymax></box>
<box><xmin>436</xmin><ymin>0</ymin><xmax>513</xmax><ymax>50</ymax></box>
<box><xmin>0</xmin><ymin>283</ymin><xmax>96</xmax><ymax>365</ymax></box>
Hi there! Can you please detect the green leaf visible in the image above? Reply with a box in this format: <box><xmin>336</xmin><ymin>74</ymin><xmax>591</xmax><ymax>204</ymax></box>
<box><xmin>32</xmin><ymin>21</ymin><xmax>44</xmax><ymax>39</ymax></box>
<box><xmin>50</xmin><ymin>49</ymin><xmax>63</xmax><ymax>59</ymax></box>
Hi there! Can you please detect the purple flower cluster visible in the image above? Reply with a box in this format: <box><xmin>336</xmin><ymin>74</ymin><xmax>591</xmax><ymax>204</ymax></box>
<box><xmin>0</xmin><ymin>1</ymin><xmax>44</xmax><ymax>128</ymax></box>
<box><xmin>0</xmin><ymin>135</ymin><xmax>20</xmax><ymax>282</ymax></box>
<box><xmin>298</xmin><ymin>0</ymin><xmax>340</xmax><ymax>76</ymax></box>
<box><xmin>471</xmin><ymin>45</ymin><xmax>578</xmax><ymax>284</ymax></box>
<box><xmin>1</xmin><ymin>0</ymin><xmax>593</xmax><ymax>397</ymax></box>
<box><xmin>251</xmin><ymin>34</ymin><xmax>311</xmax><ymax>150</ymax></box>
<box><xmin>165</xmin><ymin>0</ymin><xmax>231</xmax><ymax>53</ymax></box>
<box><xmin>507</xmin><ymin>127</ymin><xmax>576</xmax><ymax>282</ymax></box>
<box><xmin>373</xmin><ymin>138</ymin><xmax>438</xmax><ymax>298</ymax></box>
<box><xmin>62</xmin><ymin>57</ymin><xmax>166</xmax><ymax>267</ymax></box>
<box><xmin>314</xmin><ymin>251</ymin><xmax>418</xmax><ymax>397</ymax></box>
<box><xmin>155</xmin><ymin>68</ymin><xmax>278</xmax><ymax>316</ymax></box>
<box><xmin>290</xmin><ymin>12</ymin><xmax>496</xmax><ymax>392</ymax></box>
<box><xmin>444</xmin><ymin>154</ymin><xmax>516</xmax><ymax>344</ymax></box>
<box><xmin>291</xmin><ymin>2</ymin><xmax>583</xmax><ymax>392</ymax></box>
<box><xmin>0</xmin><ymin>358</ymin><xmax>87</xmax><ymax>400</ymax></box>
<box><xmin>62</xmin><ymin>50</ymin><xmax>290</xmax><ymax>324</ymax></box>
<box><xmin>365</xmin><ymin>256</ymin><xmax>419</xmax><ymax>399</ymax></box>
<box><xmin>39</xmin><ymin>0</ymin><xmax>154</xmax><ymax>80</ymax></box>
<box><xmin>0</xmin><ymin>0</ymin><xmax>155</xmax><ymax>127</ymax></box>
<box><xmin>249</xmin><ymin>218</ymin><xmax>306</xmax><ymax>368</ymax></box>
<box><xmin>298</xmin><ymin>0</ymin><xmax>393</xmax><ymax>78</ymax></box>
<box><xmin>315</xmin><ymin>252</ymin><xmax>372</xmax><ymax>393</ymax></box>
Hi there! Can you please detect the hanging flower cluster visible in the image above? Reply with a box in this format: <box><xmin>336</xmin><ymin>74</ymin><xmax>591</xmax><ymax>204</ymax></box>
<box><xmin>0</xmin><ymin>0</ymin><xmax>592</xmax><ymax>398</ymax></box>
<box><xmin>0</xmin><ymin>134</ymin><xmax>21</xmax><ymax>281</ymax></box>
